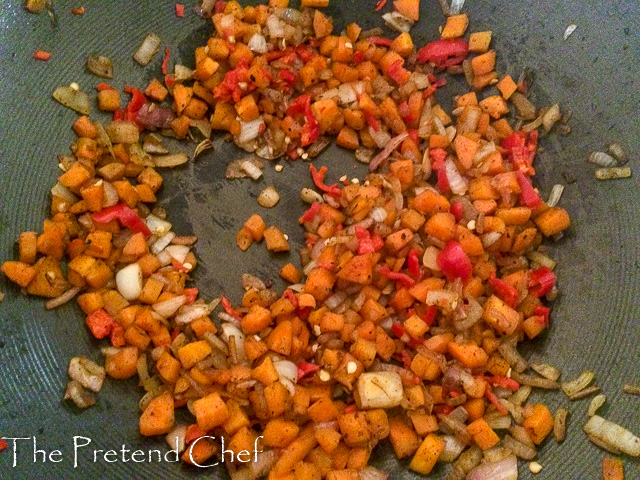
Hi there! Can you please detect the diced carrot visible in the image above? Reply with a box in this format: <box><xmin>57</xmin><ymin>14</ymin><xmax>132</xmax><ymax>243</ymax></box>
<box><xmin>441</xmin><ymin>14</ymin><xmax>468</xmax><ymax>39</ymax></box>
<box><xmin>448</xmin><ymin>341</ymin><xmax>488</xmax><ymax>368</ymax></box>
<box><xmin>602</xmin><ymin>457</ymin><xmax>624</xmax><ymax>480</ymax></box>
<box><xmin>393</xmin><ymin>0</ymin><xmax>419</xmax><ymax>21</ymax></box>
<box><xmin>409</xmin><ymin>433</ymin><xmax>444</xmax><ymax>474</ymax></box>
<box><xmin>469</xmin><ymin>31</ymin><xmax>492</xmax><ymax>53</ymax></box>
<box><xmin>139</xmin><ymin>391</ymin><xmax>174</xmax><ymax>436</ymax></box>
<box><xmin>534</xmin><ymin>207</ymin><xmax>571</xmax><ymax>237</ymax></box>
<box><xmin>479</xmin><ymin>95</ymin><xmax>510</xmax><ymax>119</ymax></box>
<box><xmin>496</xmin><ymin>75</ymin><xmax>518</xmax><ymax>100</ymax></box>
<box><xmin>467</xmin><ymin>417</ymin><xmax>500</xmax><ymax>450</ymax></box>
<box><xmin>522</xmin><ymin>404</ymin><xmax>554</xmax><ymax>444</ymax></box>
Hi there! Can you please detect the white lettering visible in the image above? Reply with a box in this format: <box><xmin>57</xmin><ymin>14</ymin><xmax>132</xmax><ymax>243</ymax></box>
<box><xmin>254</xmin><ymin>436</ymin><xmax>263</xmax><ymax>462</ymax></box>
<box><xmin>2</xmin><ymin>437</ymin><xmax>31</xmax><ymax>467</ymax></box>
<box><xmin>73</xmin><ymin>436</ymin><xmax>91</xmax><ymax>468</ymax></box>
<box><xmin>188</xmin><ymin>436</ymin><xmax>218</xmax><ymax>468</ymax></box>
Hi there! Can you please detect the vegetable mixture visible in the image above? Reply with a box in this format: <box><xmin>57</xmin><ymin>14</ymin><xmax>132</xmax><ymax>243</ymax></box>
<box><xmin>4</xmin><ymin>0</ymin><xmax>636</xmax><ymax>479</ymax></box>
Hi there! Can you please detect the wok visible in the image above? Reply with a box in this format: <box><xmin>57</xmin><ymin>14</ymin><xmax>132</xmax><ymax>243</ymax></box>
<box><xmin>0</xmin><ymin>0</ymin><xmax>638</xmax><ymax>478</ymax></box>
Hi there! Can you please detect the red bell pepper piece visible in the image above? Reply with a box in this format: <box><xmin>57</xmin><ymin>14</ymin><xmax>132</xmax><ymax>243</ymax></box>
<box><xmin>450</xmin><ymin>201</ymin><xmax>464</xmax><ymax>222</ymax></box>
<box><xmin>485</xmin><ymin>385</ymin><xmax>508</xmax><ymax>415</ymax></box>
<box><xmin>0</xmin><ymin>438</ymin><xmax>8</xmax><ymax>452</ymax></box>
<box><xmin>398</xmin><ymin>349</ymin><xmax>412</xmax><ymax>370</ymax></box>
<box><xmin>297</xmin><ymin>362</ymin><xmax>320</xmax><ymax>381</ymax></box>
<box><xmin>96</xmin><ymin>82</ymin><xmax>113</xmax><ymax>92</ymax></box>
<box><xmin>391</xmin><ymin>323</ymin><xmax>405</xmax><ymax>338</ymax></box>
<box><xmin>33</xmin><ymin>50</ymin><xmax>51</xmax><ymax>61</ymax></box>
<box><xmin>364</xmin><ymin>112</ymin><xmax>380</xmax><ymax>132</ymax></box>
<box><xmin>175</xmin><ymin>3</ymin><xmax>185</xmax><ymax>17</ymax></box>
<box><xmin>417</xmin><ymin>39</ymin><xmax>469</xmax><ymax>68</ymax></box>
<box><xmin>161</xmin><ymin>47</ymin><xmax>171</xmax><ymax>75</ymax></box>
<box><xmin>489</xmin><ymin>273</ymin><xmax>520</xmax><ymax>308</ymax></box>
<box><xmin>375</xmin><ymin>0</ymin><xmax>387</xmax><ymax>11</ymax></box>
<box><xmin>110</xmin><ymin>324</ymin><xmax>125</xmax><ymax>347</ymax></box>
<box><xmin>295</xmin><ymin>45</ymin><xmax>314</xmax><ymax>63</ymax></box>
<box><xmin>288</xmin><ymin>95</ymin><xmax>320</xmax><ymax>146</ymax></box>
<box><xmin>213</xmin><ymin>61</ymin><xmax>251</xmax><ymax>103</ymax></box>
<box><xmin>220</xmin><ymin>296</ymin><xmax>242</xmax><ymax>320</ymax></box>
<box><xmin>488</xmin><ymin>375</ymin><xmax>520</xmax><ymax>391</ymax></box>
<box><xmin>164</xmin><ymin>74</ymin><xmax>176</xmax><ymax>89</ymax></box>
<box><xmin>366</xmin><ymin>36</ymin><xmax>393</xmax><ymax>47</ymax></box>
<box><xmin>299</xmin><ymin>202</ymin><xmax>321</xmax><ymax>223</ymax></box>
<box><xmin>185</xmin><ymin>424</ymin><xmax>208</xmax><ymax>445</ymax></box>
<box><xmin>283</xmin><ymin>289</ymin><xmax>298</xmax><ymax>309</ymax></box>
<box><xmin>528</xmin><ymin>267</ymin><xmax>557</xmax><ymax>297</ymax></box>
<box><xmin>379</xmin><ymin>266</ymin><xmax>416</xmax><ymax>287</ymax></box>
<box><xmin>533</xmin><ymin>305</ymin><xmax>550</xmax><ymax>325</ymax></box>
<box><xmin>310</xmin><ymin>164</ymin><xmax>341</xmax><ymax>197</ymax></box>
<box><xmin>353</xmin><ymin>50</ymin><xmax>365</xmax><ymax>64</ymax></box>
<box><xmin>184</xmin><ymin>288</ymin><xmax>199</xmax><ymax>305</ymax></box>
<box><xmin>355</xmin><ymin>226</ymin><xmax>384</xmax><ymax>254</ymax></box>
<box><xmin>430</xmin><ymin>148</ymin><xmax>450</xmax><ymax>193</ymax></box>
<box><xmin>172</xmin><ymin>260</ymin><xmax>189</xmax><ymax>273</ymax></box>
<box><xmin>386</xmin><ymin>59</ymin><xmax>411</xmax><ymax>85</ymax></box>
<box><xmin>214</xmin><ymin>1</ymin><xmax>227</xmax><ymax>13</ymax></box>
<box><xmin>278</xmin><ymin>68</ymin><xmax>297</xmax><ymax>84</ymax></box>
<box><xmin>407</xmin><ymin>249</ymin><xmax>421</xmax><ymax>278</ymax></box>
<box><xmin>515</xmin><ymin>170</ymin><xmax>543</xmax><ymax>208</ymax></box>
<box><xmin>427</xmin><ymin>73</ymin><xmax>448</xmax><ymax>88</ymax></box>
<box><xmin>502</xmin><ymin>131</ymin><xmax>538</xmax><ymax>176</ymax></box>
<box><xmin>436</xmin><ymin>241</ymin><xmax>472</xmax><ymax>281</ymax></box>
<box><xmin>71</xmin><ymin>7</ymin><xmax>85</xmax><ymax>14</ymax></box>
<box><xmin>92</xmin><ymin>203</ymin><xmax>151</xmax><ymax>237</ymax></box>
<box><xmin>86</xmin><ymin>309</ymin><xmax>115</xmax><ymax>339</ymax></box>
<box><xmin>423</xmin><ymin>305</ymin><xmax>438</xmax><ymax>327</ymax></box>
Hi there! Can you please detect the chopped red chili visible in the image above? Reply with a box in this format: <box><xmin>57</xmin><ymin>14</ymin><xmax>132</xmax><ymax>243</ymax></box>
<box><xmin>529</xmin><ymin>267</ymin><xmax>557</xmax><ymax>297</ymax></box>
<box><xmin>92</xmin><ymin>203</ymin><xmax>151</xmax><ymax>237</ymax></box>
<box><xmin>355</xmin><ymin>226</ymin><xmax>384</xmax><ymax>255</ymax></box>
<box><xmin>417</xmin><ymin>39</ymin><xmax>469</xmax><ymax>68</ymax></box>
<box><xmin>489</xmin><ymin>273</ymin><xmax>520</xmax><ymax>308</ymax></box>
<box><xmin>310</xmin><ymin>164</ymin><xmax>341</xmax><ymax>197</ymax></box>
<box><xmin>379</xmin><ymin>266</ymin><xmax>416</xmax><ymax>287</ymax></box>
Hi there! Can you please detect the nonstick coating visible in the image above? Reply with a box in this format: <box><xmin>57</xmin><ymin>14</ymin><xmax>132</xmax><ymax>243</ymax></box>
<box><xmin>0</xmin><ymin>1</ymin><xmax>638</xmax><ymax>478</ymax></box>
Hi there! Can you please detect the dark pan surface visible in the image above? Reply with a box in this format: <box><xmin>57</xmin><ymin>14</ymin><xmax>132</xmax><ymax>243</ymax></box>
<box><xmin>0</xmin><ymin>1</ymin><xmax>638</xmax><ymax>478</ymax></box>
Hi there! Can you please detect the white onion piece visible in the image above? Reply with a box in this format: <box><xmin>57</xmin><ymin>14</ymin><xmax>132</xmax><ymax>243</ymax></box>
<box><xmin>369</xmin><ymin>132</ymin><xmax>409</xmax><ymax>171</ymax></box>
<box><xmin>107</xmin><ymin>121</ymin><xmax>141</xmax><ymax>146</ymax></box>
<box><xmin>153</xmin><ymin>153</ymin><xmax>188</xmax><ymax>168</ymax></box>
<box><xmin>439</xmin><ymin>435</ymin><xmax>467</xmax><ymax>463</ymax></box>
<box><xmin>257</xmin><ymin>186</ymin><xmax>280</xmax><ymax>208</ymax></box>
<box><xmin>423</xmin><ymin>246</ymin><xmax>441</xmax><ymax>271</ymax></box>
<box><xmin>116</xmin><ymin>263</ymin><xmax>143</xmax><ymax>301</ymax></box>
<box><xmin>237</xmin><ymin>117</ymin><xmax>265</xmax><ymax>144</ymax></box>
<box><xmin>466</xmin><ymin>455</ymin><xmax>518</xmax><ymax>480</ymax></box>
<box><xmin>151</xmin><ymin>231</ymin><xmax>176</xmax><ymax>255</ymax></box>
<box><xmin>219</xmin><ymin>14</ymin><xmax>235</xmax><ymax>37</ymax></box>
<box><xmin>359</xmin><ymin>467</ymin><xmax>388</xmax><ymax>480</ymax></box>
<box><xmin>481</xmin><ymin>231</ymin><xmax>502</xmax><ymax>248</ymax></box>
<box><xmin>583</xmin><ymin>415</ymin><xmax>640</xmax><ymax>457</ymax></box>
<box><xmin>153</xmin><ymin>295</ymin><xmax>187</xmax><ymax>318</ymax></box>
<box><xmin>371</xmin><ymin>207</ymin><xmax>388</xmax><ymax>223</ymax></box>
<box><xmin>133</xmin><ymin>33</ymin><xmax>162</xmax><ymax>66</ymax></box>
<box><xmin>248</xmin><ymin>33</ymin><xmax>268</xmax><ymax>54</ymax></box>
<box><xmin>175</xmin><ymin>303</ymin><xmax>212</xmax><ymax>325</ymax></box>
<box><xmin>174</xmin><ymin>64</ymin><xmax>194</xmax><ymax>81</ymax></box>
<box><xmin>368</xmin><ymin>126</ymin><xmax>392</xmax><ymax>150</ymax></box>
<box><xmin>325</xmin><ymin>291</ymin><xmax>348</xmax><ymax>310</ymax></box>
<box><xmin>425</xmin><ymin>290</ymin><xmax>459</xmax><ymax>309</ymax></box>
<box><xmin>563</xmin><ymin>24</ymin><xmax>577</xmax><ymax>40</ymax></box>
<box><xmin>547</xmin><ymin>184</ymin><xmax>565</xmax><ymax>208</ymax></box>
<box><xmin>166</xmin><ymin>424</ymin><xmax>187</xmax><ymax>454</ymax></box>
<box><xmin>146</xmin><ymin>214</ymin><xmax>172</xmax><ymax>235</ymax></box>
<box><xmin>220</xmin><ymin>323</ymin><xmax>247</xmax><ymax>363</ymax></box>
<box><xmin>337</xmin><ymin>83</ymin><xmax>357</xmax><ymax>105</ymax></box>
<box><xmin>240</xmin><ymin>158</ymin><xmax>264</xmax><ymax>180</ymax></box>
<box><xmin>102</xmin><ymin>182</ymin><xmax>119</xmax><ymax>207</ymax></box>
<box><xmin>45</xmin><ymin>286</ymin><xmax>81</xmax><ymax>310</ymax></box>
<box><xmin>53</xmin><ymin>85</ymin><xmax>91</xmax><ymax>115</ymax></box>
<box><xmin>445</xmin><ymin>157</ymin><xmax>468</xmax><ymax>195</ymax></box>
<box><xmin>450</xmin><ymin>0</ymin><xmax>466</xmax><ymax>15</ymax></box>
<box><xmin>266</xmin><ymin>15</ymin><xmax>285</xmax><ymax>37</ymax></box>
<box><xmin>274</xmin><ymin>359</ymin><xmax>298</xmax><ymax>384</ymax></box>
<box><xmin>68</xmin><ymin>356</ymin><xmax>105</xmax><ymax>393</ymax></box>
<box><xmin>382</xmin><ymin>11</ymin><xmax>414</xmax><ymax>33</ymax></box>
<box><xmin>51</xmin><ymin>182</ymin><xmax>79</xmax><ymax>203</ymax></box>
<box><xmin>165</xmin><ymin>245</ymin><xmax>189</xmax><ymax>264</ymax></box>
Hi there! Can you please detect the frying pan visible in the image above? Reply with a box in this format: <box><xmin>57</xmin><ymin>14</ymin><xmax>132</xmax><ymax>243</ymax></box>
<box><xmin>0</xmin><ymin>0</ymin><xmax>637</xmax><ymax>478</ymax></box>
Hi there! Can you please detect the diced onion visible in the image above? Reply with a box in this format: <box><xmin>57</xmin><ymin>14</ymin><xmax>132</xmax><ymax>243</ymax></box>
<box><xmin>562</xmin><ymin>370</ymin><xmax>595</xmax><ymax>397</ymax></box>
<box><xmin>266</xmin><ymin>15</ymin><xmax>285</xmax><ymax>38</ymax></box>
<box><xmin>45</xmin><ymin>286</ymin><xmax>81</xmax><ymax>310</ymax></box>
<box><xmin>466</xmin><ymin>455</ymin><xmax>518</xmax><ymax>480</ymax></box>
<box><xmin>237</xmin><ymin>117</ymin><xmax>265</xmax><ymax>145</ymax></box>
<box><xmin>153</xmin><ymin>295</ymin><xmax>187</xmax><ymax>318</ymax></box>
<box><xmin>105</xmin><ymin>121</ymin><xmax>139</xmax><ymax>144</ymax></box>
<box><xmin>450</xmin><ymin>0</ymin><xmax>466</xmax><ymax>15</ymax></box>
<box><xmin>166</xmin><ymin>424</ymin><xmax>187</xmax><ymax>454</ymax></box>
<box><xmin>583</xmin><ymin>415</ymin><xmax>640</xmax><ymax>457</ymax></box>
<box><xmin>133</xmin><ymin>33</ymin><xmax>162</xmax><ymax>66</ymax></box>
<box><xmin>382</xmin><ymin>12</ymin><xmax>414</xmax><ymax>33</ymax></box>
<box><xmin>257</xmin><ymin>186</ymin><xmax>280</xmax><ymax>208</ymax></box>
<box><xmin>153</xmin><ymin>153</ymin><xmax>188</xmax><ymax>168</ymax></box>
<box><xmin>165</xmin><ymin>245</ymin><xmax>189</xmax><ymax>264</ymax></box>
<box><xmin>53</xmin><ymin>85</ymin><xmax>91</xmax><ymax>115</ymax></box>
<box><xmin>51</xmin><ymin>182</ymin><xmax>79</xmax><ymax>204</ymax></box>
<box><xmin>445</xmin><ymin>157</ymin><xmax>468</xmax><ymax>195</ymax></box>
<box><xmin>369</xmin><ymin>132</ymin><xmax>409</xmax><ymax>171</ymax></box>
<box><xmin>68</xmin><ymin>356</ymin><xmax>105</xmax><ymax>393</ymax></box>
<box><xmin>87</xmin><ymin>54</ymin><xmax>114</xmax><ymax>78</ymax></box>
<box><xmin>175</xmin><ymin>303</ymin><xmax>212</xmax><ymax>325</ymax></box>
<box><xmin>588</xmin><ymin>394</ymin><xmax>606</xmax><ymax>417</ymax></box>
<box><xmin>439</xmin><ymin>435</ymin><xmax>467</xmax><ymax>463</ymax></box>
<box><xmin>116</xmin><ymin>263</ymin><xmax>143</xmax><ymax>301</ymax></box>
<box><xmin>240</xmin><ymin>158</ymin><xmax>264</xmax><ymax>180</ymax></box>
<box><xmin>146</xmin><ymin>214</ymin><xmax>172</xmax><ymax>236</ymax></box>
<box><xmin>247</xmin><ymin>33</ymin><xmax>268</xmax><ymax>54</ymax></box>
